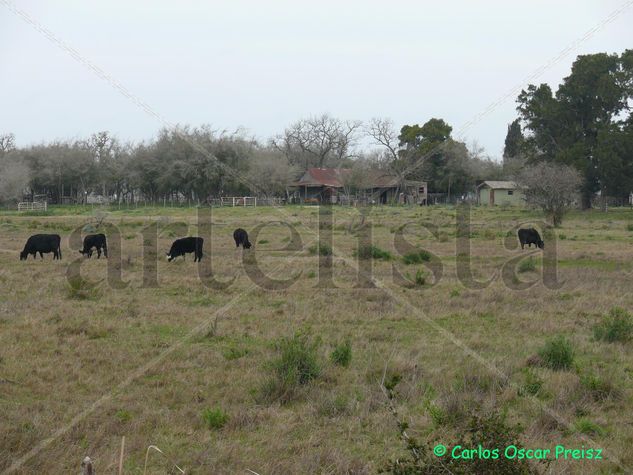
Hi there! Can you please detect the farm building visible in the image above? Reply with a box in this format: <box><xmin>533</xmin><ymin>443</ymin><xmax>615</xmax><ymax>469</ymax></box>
<box><xmin>293</xmin><ymin>167</ymin><xmax>427</xmax><ymax>205</ymax></box>
<box><xmin>477</xmin><ymin>180</ymin><xmax>524</xmax><ymax>206</ymax></box>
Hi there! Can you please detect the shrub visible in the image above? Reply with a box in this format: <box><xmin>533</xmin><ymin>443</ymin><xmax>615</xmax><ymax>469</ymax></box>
<box><xmin>355</xmin><ymin>244</ymin><xmax>392</xmax><ymax>260</ymax></box>
<box><xmin>308</xmin><ymin>242</ymin><xmax>332</xmax><ymax>256</ymax></box>
<box><xmin>330</xmin><ymin>340</ymin><xmax>352</xmax><ymax>367</ymax></box>
<box><xmin>518</xmin><ymin>257</ymin><xmax>537</xmax><ymax>273</ymax></box>
<box><xmin>626</xmin><ymin>223</ymin><xmax>633</xmax><ymax>232</ymax></box>
<box><xmin>402</xmin><ymin>250</ymin><xmax>431</xmax><ymax>265</ymax></box>
<box><xmin>260</xmin><ymin>333</ymin><xmax>321</xmax><ymax>403</ymax></box>
<box><xmin>538</xmin><ymin>336</ymin><xmax>574</xmax><ymax>370</ymax></box>
<box><xmin>202</xmin><ymin>407</ymin><xmax>229</xmax><ymax>430</ymax></box>
<box><xmin>593</xmin><ymin>307</ymin><xmax>633</xmax><ymax>343</ymax></box>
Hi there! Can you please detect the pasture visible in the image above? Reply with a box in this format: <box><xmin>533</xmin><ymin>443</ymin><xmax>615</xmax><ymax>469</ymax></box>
<box><xmin>1</xmin><ymin>205</ymin><xmax>633</xmax><ymax>474</ymax></box>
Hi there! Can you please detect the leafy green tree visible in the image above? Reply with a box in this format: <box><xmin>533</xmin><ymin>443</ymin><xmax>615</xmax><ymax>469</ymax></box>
<box><xmin>517</xmin><ymin>50</ymin><xmax>633</xmax><ymax>208</ymax></box>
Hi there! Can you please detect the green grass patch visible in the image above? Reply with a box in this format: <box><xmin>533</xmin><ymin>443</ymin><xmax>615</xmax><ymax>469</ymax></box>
<box><xmin>402</xmin><ymin>249</ymin><xmax>431</xmax><ymax>265</ymax></box>
<box><xmin>593</xmin><ymin>307</ymin><xmax>633</xmax><ymax>343</ymax></box>
<box><xmin>330</xmin><ymin>340</ymin><xmax>352</xmax><ymax>367</ymax></box>
<box><xmin>355</xmin><ymin>244</ymin><xmax>392</xmax><ymax>260</ymax></box>
<box><xmin>202</xmin><ymin>407</ymin><xmax>229</xmax><ymax>430</ymax></box>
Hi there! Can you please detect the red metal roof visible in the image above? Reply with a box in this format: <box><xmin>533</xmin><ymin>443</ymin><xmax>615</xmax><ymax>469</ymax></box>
<box><xmin>295</xmin><ymin>168</ymin><xmax>351</xmax><ymax>187</ymax></box>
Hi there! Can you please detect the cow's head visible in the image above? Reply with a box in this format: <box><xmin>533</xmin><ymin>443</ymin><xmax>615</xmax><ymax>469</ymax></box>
<box><xmin>537</xmin><ymin>240</ymin><xmax>544</xmax><ymax>249</ymax></box>
<box><xmin>244</xmin><ymin>241</ymin><xmax>252</xmax><ymax>249</ymax></box>
<box><xmin>166</xmin><ymin>252</ymin><xmax>173</xmax><ymax>262</ymax></box>
<box><xmin>19</xmin><ymin>250</ymin><xmax>27</xmax><ymax>261</ymax></box>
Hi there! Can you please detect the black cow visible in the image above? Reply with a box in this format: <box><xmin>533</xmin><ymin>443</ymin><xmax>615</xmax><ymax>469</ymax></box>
<box><xmin>80</xmin><ymin>233</ymin><xmax>108</xmax><ymax>258</ymax></box>
<box><xmin>167</xmin><ymin>237</ymin><xmax>204</xmax><ymax>262</ymax></box>
<box><xmin>20</xmin><ymin>234</ymin><xmax>62</xmax><ymax>260</ymax></box>
<box><xmin>518</xmin><ymin>228</ymin><xmax>544</xmax><ymax>249</ymax></box>
<box><xmin>233</xmin><ymin>228</ymin><xmax>251</xmax><ymax>249</ymax></box>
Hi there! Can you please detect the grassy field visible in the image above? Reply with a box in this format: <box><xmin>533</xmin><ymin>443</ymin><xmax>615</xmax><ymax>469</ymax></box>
<box><xmin>1</xmin><ymin>204</ymin><xmax>633</xmax><ymax>474</ymax></box>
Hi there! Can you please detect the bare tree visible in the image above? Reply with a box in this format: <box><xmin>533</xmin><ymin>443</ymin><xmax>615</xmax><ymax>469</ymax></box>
<box><xmin>0</xmin><ymin>133</ymin><xmax>16</xmax><ymax>154</ymax></box>
<box><xmin>365</xmin><ymin>117</ymin><xmax>409</xmax><ymax>196</ymax></box>
<box><xmin>273</xmin><ymin>114</ymin><xmax>362</xmax><ymax>168</ymax></box>
<box><xmin>247</xmin><ymin>147</ymin><xmax>299</xmax><ymax>198</ymax></box>
<box><xmin>517</xmin><ymin>162</ymin><xmax>582</xmax><ymax>226</ymax></box>
<box><xmin>365</xmin><ymin>118</ymin><xmax>400</xmax><ymax>162</ymax></box>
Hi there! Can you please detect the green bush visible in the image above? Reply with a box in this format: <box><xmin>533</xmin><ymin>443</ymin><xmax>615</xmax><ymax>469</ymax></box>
<box><xmin>202</xmin><ymin>407</ymin><xmax>229</xmax><ymax>430</ymax></box>
<box><xmin>518</xmin><ymin>257</ymin><xmax>537</xmax><ymax>273</ymax></box>
<box><xmin>593</xmin><ymin>307</ymin><xmax>633</xmax><ymax>343</ymax></box>
<box><xmin>330</xmin><ymin>340</ymin><xmax>352</xmax><ymax>367</ymax></box>
<box><xmin>538</xmin><ymin>336</ymin><xmax>574</xmax><ymax>370</ymax></box>
<box><xmin>626</xmin><ymin>223</ymin><xmax>633</xmax><ymax>232</ymax></box>
<box><xmin>402</xmin><ymin>250</ymin><xmax>431</xmax><ymax>265</ymax></box>
<box><xmin>355</xmin><ymin>244</ymin><xmax>392</xmax><ymax>260</ymax></box>
<box><xmin>309</xmin><ymin>242</ymin><xmax>332</xmax><ymax>256</ymax></box>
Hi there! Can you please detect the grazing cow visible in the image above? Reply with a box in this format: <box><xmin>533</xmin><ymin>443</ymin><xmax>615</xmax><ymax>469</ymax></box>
<box><xmin>167</xmin><ymin>237</ymin><xmax>204</xmax><ymax>262</ymax></box>
<box><xmin>80</xmin><ymin>233</ymin><xmax>108</xmax><ymax>258</ymax></box>
<box><xmin>20</xmin><ymin>234</ymin><xmax>62</xmax><ymax>260</ymax></box>
<box><xmin>233</xmin><ymin>228</ymin><xmax>251</xmax><ymax>249</ymax></box>
<box><xmin>518</xmin><ymin>228</ymin><xmax>544</xmax><ymax>249</ymax></box>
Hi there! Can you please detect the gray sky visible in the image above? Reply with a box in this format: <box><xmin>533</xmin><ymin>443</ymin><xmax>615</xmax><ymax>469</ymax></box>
<box><xmin>1</xmin><ymin>0</ymin><xmax>631</xmax><ymax>159</ymax></box>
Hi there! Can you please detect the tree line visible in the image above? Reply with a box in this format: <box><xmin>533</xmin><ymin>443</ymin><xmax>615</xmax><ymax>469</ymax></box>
<box><xmin>0</xmin><ymin>117</ymin><xmax>502</xmax><ymax>204</ymax></box>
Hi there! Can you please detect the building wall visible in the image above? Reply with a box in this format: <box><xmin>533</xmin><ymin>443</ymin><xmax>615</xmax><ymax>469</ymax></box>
<box><xmin>479</xmin><ymin>187</ymin><xmax>524</xmax><ymax>206</ymax></box>
<box><xmin>479</xmin><ymin>187</ymin><xmax>490</xmax><ymax>205</ymax></box>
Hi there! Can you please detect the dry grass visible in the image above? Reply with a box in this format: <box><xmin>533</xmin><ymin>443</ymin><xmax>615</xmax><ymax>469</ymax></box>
<box><xmin>1</xmin><ymin>205</ymin><xmax>633</xmax><ymax>473</ymax></box>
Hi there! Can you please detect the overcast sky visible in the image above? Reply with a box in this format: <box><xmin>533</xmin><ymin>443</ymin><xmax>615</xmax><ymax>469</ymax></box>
<box><xmin>1</xmin><ymin>0</ymin><xmax>631</xmax><ymax>159</ymax></box>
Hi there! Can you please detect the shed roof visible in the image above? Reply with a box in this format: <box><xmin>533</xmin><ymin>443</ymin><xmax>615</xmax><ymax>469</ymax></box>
<box><xmin>477</xmin><ymin>180</ymin><xmax>518</xmax><ymax>190</ymax></box>
<box><xmin>295</xmin><ymin>168</ymin><xmax>351</xmax><ymax>187</ymax></box>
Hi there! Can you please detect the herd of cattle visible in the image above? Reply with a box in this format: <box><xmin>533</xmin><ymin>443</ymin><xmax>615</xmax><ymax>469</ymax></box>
<box><xmin>19</xmin><ymin>228</ymin><xmax>253</xmax><ymax>261</ymax></box>
<box><xmin>18</xmin><ymin>227</ymin><xmax>543</xmax><ymax>261</ymax></box>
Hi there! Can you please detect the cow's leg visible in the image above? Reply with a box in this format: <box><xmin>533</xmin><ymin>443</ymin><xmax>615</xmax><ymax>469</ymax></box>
<box><xmin>39</xmin><ymin>251</ymin><xmax>44</xmax><ymax>259</ymax></box>
<box><xmin>97</xmin><ymin>248</ymin><xmax>101</xmax><ymax>259</ymax></box>
<box><xmin>103</xmin><ymin>246</ymin><xmax>108</xmax><ymax>258</ymax></box>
